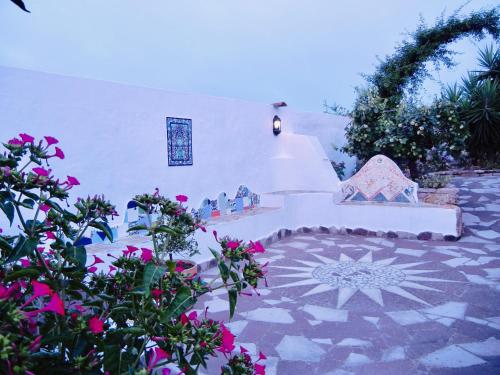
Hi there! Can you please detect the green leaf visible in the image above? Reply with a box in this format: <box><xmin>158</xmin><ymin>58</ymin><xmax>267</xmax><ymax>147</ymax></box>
<box><xmin>0</xmin><ymin>236</ymin><xmax>13</xmax><ymax>253</ymax></box>
<box><xmin>103</xmin><ymin>344</ymin><xmax>120</xmax><ymax>374</ymax></box>
<box><xmin>143</xmin><ymin>263</ymin><xmax>167</xmax><ymax>295</ymax></box>
<box><xmin>0</xmin><ymin>201</ymin><xmax>15</xmax><ymax>225</ymax></box>
<box><xmin>21</xmin><ymin>191</ymin><xmax>39</xmax><ymax>201</ymax></box>
<box><xmin>4</xmin><ymin>235</ymin><xmax>38</xmax><ymax>264</ymax></box>
<box><xmin>19</xmin><ymin>198</ymin><xmax>35</xmax><ymax>209</ymax></box>
<box><xmin>63</xmin><ymin>245</ymin><xmax>87</xmax><ymax>270</ymax></box>
<box><xmin>4</xmin><ymin>268</ymin><xmax>41</xmax><ymax>282</ymax></box>
<box><xmin>89</xmin><ymin>221</ymin><xmax>113</xmax><ymax>242</ymax></box>
<box><xmin>154</xmin><ymin>225</ymin><xmax>178</xmax><ymax>235</ymax></box>
<box><xmin>126</xmin><ymin>224</ymin><xmax>148</xmax><ymax>232</ymax></box>
<box><xmin>44</xmin><ymin>199</ymin><xmax>64</xmax><ymax>213</ymax></box>
<box><xmin>218</xmin><ymin>260</ymin><xmax>229</xmax><ymax>283</ymax></box>
<box><xmin>228</xmin><ymin>288</ymin><xmax>237</xmax><ymax>320</ymax></box>
<box><xmin>161</xmin><ymin>286</ymin><xmax>195</xmax><ymax>322</ymax></box>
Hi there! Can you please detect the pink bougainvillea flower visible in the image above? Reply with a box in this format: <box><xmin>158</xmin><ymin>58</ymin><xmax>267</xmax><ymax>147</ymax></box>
<box><xmin>151</xmin><ymin>288</ymin><xmax>163</xmax><ymax>299</ymax></box>
<box><xmin>162</xmin><ymin>369</ymin><xmax>171</xmax><ymax>375</ymax></box>
<box><xmin>31</xmin><ymin>280</ymin><xmax>53</xmax><ymax>298</ymax></box>
<box><xmin>226</xmin><ymin>240</ymin><xmax>241</xmax><ymax>250</ymax></box>
<box><xmin>180</xmin><ymin>313</ymin><xmax>189</xmax><ymax>325</ymax></box>
<box><xmin>140</xmin><ymin>248</ymin><xmax>153</xmax><ymax>263</ymax></box>
<box><xmin>147</xmin><ymin>347</ymin><xmax>171</xmax><ymax>370</ymax></box>
<box><xmin>90</xmin><ymin>255</ymin><xmax>104</xmax><ymax>266</ymax></box>
<box><xmin>45</xmin><ymin>231</ymin><xmax>56</xmax><ymax>240</ymax></box>
<box><xmin>175</xmin><ymin>194</ymin><xmax>188</xmax><ymax>203</ymax></box>
<box><xmin>88</xmin><ymin>266</ymin><xmax>98</xmax><ymax>273</ymax></box>
<box><xmin>240</xmin><ymin>345</ymin><xmax>249</xmax><ymax>353</ymax></box>
<box><xmin>254</xmin><ymin>363</ymin><xmax>266</xmax><ymax>375</ymax></box>
<box><xmin>19</xmin><ymin>133</ymin><xmax>35</xmax><ymax>144</ymax></box>
<box><xmin>44</xmin><ymin>293</ymin><xmax>65</xmax><ymax>316</ymax></box>
<box><xmin>44</xmin><ymin>136</ymin><xmax>58</xmax><ymax>146</ymax></box>
<box><xmin>39</xmin><ymin>203</ymin><xmax>51</xmax><ymax>213</ymax></box>
<box><xmin>213</xmin><ymin>230</ymin><xmax>219</xmax><ymax>242</ymax></box>
<box><xmin>108</xmin><ymin>265</ymin><xmax>117</xmax><ymax>274</ymax></box>
<box><xmin>123</xmin><ymin>245</ymin><xmax>139</xmax><ymax>257</ymax></box>
<box><xmin>88</xmin><ymin>316</ymin><xmax>104</xmax><ymax>334</ymax></box>
<box><xmin>28</xmin><ymin>335</ymin><xmax>43</xmax><ymax>353</ymax></box>
<box><xmin>246</xmin><ymin>241</ymin><xmax>265</xmax><ymax>254</ymax></box>
<box><xmin>258</xmin><ymin>351</ymin><xmax>267</xmax><ymax>361</ymax></box>
<box><xmin>33</xmin><ymin>167</ymin><xmax>50</xmax><ymax>177</ymax></box>
<box><xmin>187</xmin><ymin>311</ymin><xmax>198</xmax><ymax>322</ymax></box>
<box><xmin>20</xmin><ymin>258</ymin><xmax>31</xmax><ymax>268</ymax></box>
<box><xmin>53</xmin><ymin>147</ymin><xmax>65</xmax><ymax>159</ymax></box>
<box><xmin>8</xmin><ymin>137</ymin><xmax>23</xmax><ymax>146</ymax></box>
<box><xmin>66</xmin><ymin>176</ymin><xmax>80</xmax><ymax>187</ymax></box>
<box><xmin>216</xmin><ymin>325</ymin><xmax>235</xmax><ymax>353</ymax></box>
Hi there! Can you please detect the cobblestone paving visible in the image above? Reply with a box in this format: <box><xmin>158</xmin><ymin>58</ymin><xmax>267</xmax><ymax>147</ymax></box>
<box><xmin>199</xmin><ymin>176</ymin><xmax>500</xmax><ymax>374</ymax></box>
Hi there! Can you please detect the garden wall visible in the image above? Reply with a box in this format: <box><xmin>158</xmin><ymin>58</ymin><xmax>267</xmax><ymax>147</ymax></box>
<box><xmin>0</xmin><ymin>66</ymin><xmax>350</xmax><ymax>222</ymax></box>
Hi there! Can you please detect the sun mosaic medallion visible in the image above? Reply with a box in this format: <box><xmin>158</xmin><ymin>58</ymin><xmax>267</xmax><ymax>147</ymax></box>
<box><xmin>272</xmin><ymin>252</ymin><xmax>455</xmax><ymax>308</ymax></box>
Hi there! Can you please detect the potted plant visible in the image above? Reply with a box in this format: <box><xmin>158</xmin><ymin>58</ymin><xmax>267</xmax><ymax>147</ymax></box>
<box><xmin>129</xmin><ymin>191</ymin><xmax>201</xmax><ymax>278</ymax></box>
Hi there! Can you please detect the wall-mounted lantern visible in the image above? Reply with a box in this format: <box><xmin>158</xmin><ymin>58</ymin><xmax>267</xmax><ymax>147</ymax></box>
<box><xmin>273</xmin><ymin>115</ymin><xmax>282</xmax><ymax>135</ymax></box>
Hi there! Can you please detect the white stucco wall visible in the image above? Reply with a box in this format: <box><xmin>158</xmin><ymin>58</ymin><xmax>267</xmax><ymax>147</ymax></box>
<box><xmin>292</xmin><ymin>112</ymin><xmax>356</xmax><ymax>178</ymax></box>
<box><xmin>0</xmin><ymin>66</ymin><xmax>346</xmax><ymax>222</ymax></box>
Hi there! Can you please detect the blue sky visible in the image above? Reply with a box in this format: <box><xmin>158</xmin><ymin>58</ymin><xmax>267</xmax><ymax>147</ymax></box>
<box><xmin>0</xmin><ymin>0</ymin><xmax>497</xmax><ymax>112</ymax></box>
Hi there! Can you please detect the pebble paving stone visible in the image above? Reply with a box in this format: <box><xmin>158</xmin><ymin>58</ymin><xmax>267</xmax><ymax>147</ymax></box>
<box><xmin>198</xmin><ymin>176</ymin><xmax>500</xmax><ymax>374</ymax></box>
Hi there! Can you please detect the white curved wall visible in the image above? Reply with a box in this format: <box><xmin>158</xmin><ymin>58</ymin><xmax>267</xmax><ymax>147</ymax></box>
<box><xmin>0</xmin><ymin>66</ymin><xmax>345</xmax><ymax>221</ymax></box>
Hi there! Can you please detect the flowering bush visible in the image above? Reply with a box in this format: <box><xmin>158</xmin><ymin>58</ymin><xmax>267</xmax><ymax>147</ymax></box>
<box><xmin>344</xmin><ymin>90</ymin><xmax>468</xmax><ymax>178</ymax></box>
<box><xmin>0</xmin><ymin>134</ymin><xmax>267</xmax><ymax>374</ymax></box>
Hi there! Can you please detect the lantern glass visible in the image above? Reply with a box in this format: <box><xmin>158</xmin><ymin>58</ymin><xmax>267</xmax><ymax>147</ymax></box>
<box><xmin>273</xmin><ymin>115</ymin><xmax>281</xmax><ymax>135</ymax></box>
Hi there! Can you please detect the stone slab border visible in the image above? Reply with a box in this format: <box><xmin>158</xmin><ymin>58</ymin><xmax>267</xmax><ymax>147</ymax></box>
<box><xmin>429</xmin><ymin>169</ymin><xmax>500</xmax><ymax>177</ymax></box>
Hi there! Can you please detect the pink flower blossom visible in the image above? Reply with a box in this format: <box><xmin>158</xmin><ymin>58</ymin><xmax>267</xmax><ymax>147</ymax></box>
<box><xmin>151</xmin><ymin>289</ymin><xmax>163</xmax><ymax>299</ymax></box>
<box><xmin>175</xmin><ymin>194</ymin><xmax>188</xmax><ymax>203</ymax></box>
<box><xmin>39</xmin><ymin>203</ymin><xmax>51</xmax><ymax>213</ymax></box>
<box><xmin>44</xmin><ymin>136</ymin><xmax>59</xmax><ymax>146</ymax></box>
<box><xmin>180</xmin><ymin>313</ymin><xmax>189</xmax><ymax>325</ymax></box>
<box><xmin>108</xmin><ymin>265</ymin><xmax>117</xmax><ymax>274</ymax></box>
<box><xmin>227</xmin><ymin>240</ymin><xmax>241</xmax><ymax>250</ymax></box>
<box><xmin>44</xmin><ymin>293</ymin><xmax>65</xmax><ymax>316</ymax></box>
<box><xmin>246</xmin><ymin>241</ymin><xmax>265</xmax><ymax>254</ymax></box>
<box><xmin>53</xmin><ymin>147</ymin><xmax>65</xmax><ymax>159</ymax></box>
<box><xmin>66</xmin><ymin>176</ymin><xmax>80</xmax><ymax>187</ymax></box>
<box><xmin>33</xmin><ymin>167</ymin><xmax>50</xmax><ymax>177</ymax></box>
<box><xmin>147</xmin><ymin>347</ymin><xmax>171</xmax><ymax>370</ymax></box>
<box><xmin>90</xmin><ymin>255</ymin><xmax>104</xmax><ymax>266</ymax></box>
<box><xmin>31</xmin><ymin>280</ymin><xmax>53</xmax><ymax>298</ymax></box>
<box><xmin>240</xmin><ymin>345</ymin><xmax>249</xmax><ymax>353</ymax></box>
<box><xmin>20</xmin><ymin>258</ymin><xmax>31</xmax><ymax>267</ymax></box>
<box><xmin>19</xmin><ymin>133</ymin><xmax>35</xmax><ymax>144</ymax></box>
<box><xmin>258</xmin><ymin>351</ymin><xmax>267</xmax><ymax>361</ymax></box>
<box><xmin>28</xmin><ymin>336</ymin><xmax>42</xmax><ymax>352</ymax></box>
<box><xmin>216</xmin><ymin>325</ymin><xmax>235</xmax><ymax>353</ymax></box>
<box><xmin>123</xmin><ymin>245</ymin><xmax>139</xmax><ymax>257</ymax></box>
<box><xmin>213</xmin><ymin>230</ymin><xmax>219</xmax><ymax>242</ymax></box>
<box><xmin>88</xmin><ymin>266</ymin><xmax>98</xmax><ymax>273</ymax></box>
<box><xmin>140</xmin><ymin>248</ymin><xmax>153</xmax><ymax>263</ymax></box>
<box><xmin>8</xmin><ymin>137</ymin><xmax>23</xmax><ymax>146</ymax></box>
<box><xmin>45</xmin><ymin>231</ymin><xmax>56</xmax><ymax>240</ymax></box>
<box><xmin>254</xmin><ymin>363</ymin><xmax>266</xmax><ymax>375</ymax></box>
<box><xmin>88</xmin><ymin>316</ymin><xmax>104</xmax><ymax>334</ymax></box>
<box><xmin>162</xmin><ymin>369</ymin><xmax>171</xmax><ymax>375</ymax></box>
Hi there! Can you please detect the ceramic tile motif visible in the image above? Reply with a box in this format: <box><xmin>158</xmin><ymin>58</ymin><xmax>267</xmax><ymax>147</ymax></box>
<box><xmin>341</xmin><ymin>154</ymin><xmax>418</xmax><ymax>203</ymax></box>
<box><xmin>192</xmin><ymin>185</ymin><xmax>261</xmax><ymax>221</ymax></box>
<box><xmin>166</xmin><ymin>117</ymin><xmax>193</xmax><ymax>166</ymax></box>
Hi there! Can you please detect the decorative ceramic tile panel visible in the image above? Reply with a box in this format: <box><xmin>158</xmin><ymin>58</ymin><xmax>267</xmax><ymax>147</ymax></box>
<box><xmin>166</xmin><ymin>117</ymin><xmax>193</xmax><ymax>166</ymax></box>
<box><xmin>341</xmin><ymin>155</ymin><xmax>418</xmax><ymax>203</ymax></box>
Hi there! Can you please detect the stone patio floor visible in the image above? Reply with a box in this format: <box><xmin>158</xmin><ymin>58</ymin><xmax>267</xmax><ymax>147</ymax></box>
<box><xmin>198</xmin><ymin>176</ymin><xmax>500</xmax><ymax>374</ymax></box>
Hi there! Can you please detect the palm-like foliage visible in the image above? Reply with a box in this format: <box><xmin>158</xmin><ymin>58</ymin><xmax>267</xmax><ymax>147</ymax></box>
<box><xmin>447</xmin><ymin>44</ymin><xmax>500</xmax><ymax>160</ymax></box>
